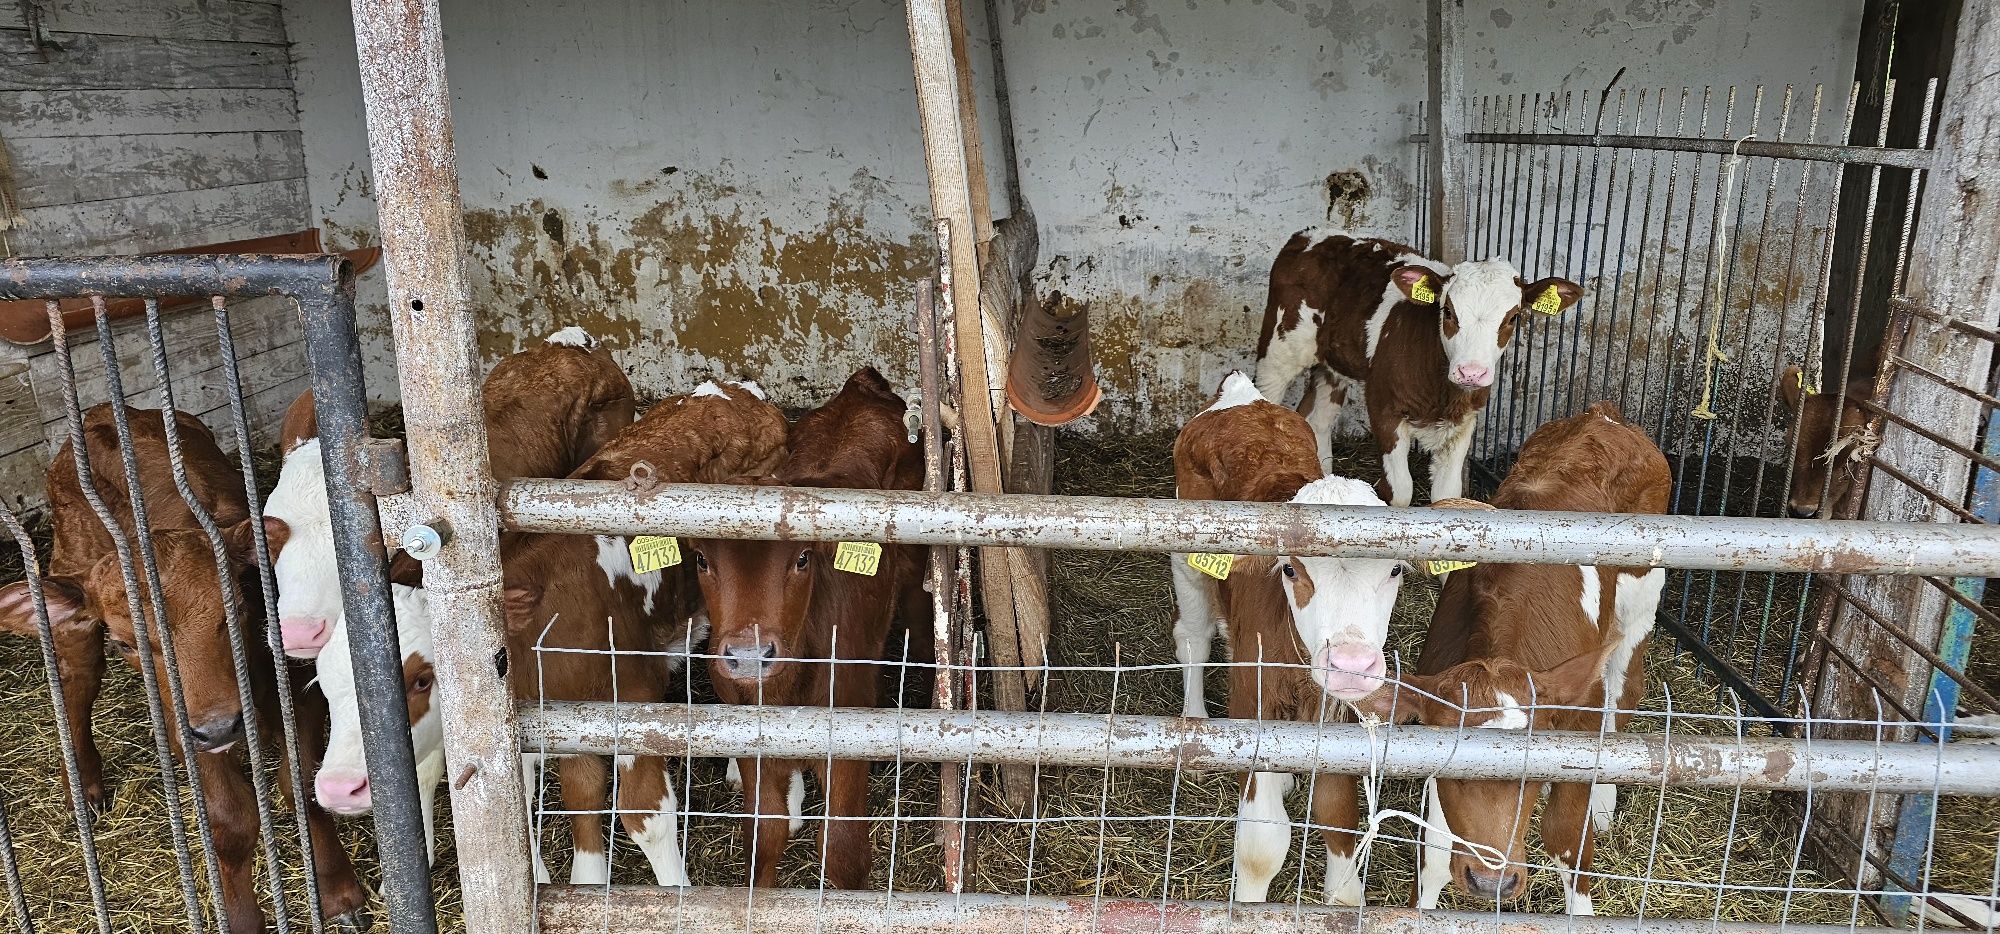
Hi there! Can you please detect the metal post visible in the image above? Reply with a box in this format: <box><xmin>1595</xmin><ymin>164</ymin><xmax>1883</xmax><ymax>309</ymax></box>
<box><xmin>296</xmin><ymin>273</ymin><xmax>439</xmax><ymax>934</ymax></box>
<box><xmin>1427</xmin><ymin>0</ymin><xmax>1468</xmax><ymax>261</ymax></box>
<box><xmin>345</xmin><ymin>0</ymin><xmax>534</xmax><ymax>927</ymax></box>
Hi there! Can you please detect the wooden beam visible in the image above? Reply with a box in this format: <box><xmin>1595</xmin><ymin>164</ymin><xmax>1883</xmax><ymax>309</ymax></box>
<box><xmin>1425</xmin><ymin>0</ymin><xmax>1467</xmax><ymax>262</ymax></box>
<box><xmin>905</xmin><ymin>0</ymin><xmax>1039</xmax><ymax>766</ymax></box>
<box><xmin>1812</xmin><ymin>0</ymin><xmax>1999</xmax><ymax>898</ymax></box>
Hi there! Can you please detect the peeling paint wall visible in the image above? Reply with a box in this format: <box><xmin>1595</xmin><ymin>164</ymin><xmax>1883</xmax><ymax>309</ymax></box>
<box><xmin>996</xmin><ymin>0</ymin><xmax>1862</xmax><ymax>427</ymax></box>
<box><xmin>287</xmin><ymin>0</ymin><xmax>1864</xmax><ymax>428</ymax></box>
<box><xmin>285</xmin><ymin>0</ymin><xmax>1011</xmax><ymax>408</ymax></box>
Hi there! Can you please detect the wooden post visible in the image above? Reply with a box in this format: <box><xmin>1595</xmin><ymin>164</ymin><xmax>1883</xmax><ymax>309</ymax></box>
<box><xmin>905</xmin><ymin>0</ymin><xmax>1043</xmax><ymax>804</ymax></box>
<box><xmin>1426</xmin><ymin>0</ymin><xmax>1468</xmax><ymax>262</ymax></box>
<box><xmin>1811</xmin><ymin>0</ymin><xmax>1999</xmax><ymax>903</ymax></box>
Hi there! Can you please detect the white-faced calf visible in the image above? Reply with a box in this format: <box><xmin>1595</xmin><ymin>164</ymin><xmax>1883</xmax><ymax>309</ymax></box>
<box><xmin>1171</xmin><ymin>372</ymin><xmax>1415</xmax><ymax>905</ymax></box>
<box><xmin>1254</xmin><ymin>229</ymin><xmax>1582</xmax><ymax>505</ymax></box>
<box><xmin>1778</xmin><ymin>364</ymin><xmax>1874</xmax><ymax>518</ymax></box>
<box><xmin>1359</xmin><ymin>402</ymin><xmax>1670</xmax><ymax>915</ymax></box>
<box><xmin>0</xmin><ymin>405</ymin><xmax>365</xmax><ymax>933</ymax></box>
<box><xmin>690</xmin><ymin>367</ymin><xmax>928</xmax><ymax>890</ymax></box>
<box><xmin>269</xmin><ymin>326</ymin><xmax>634</xmax><ymax>658</ymax></box>
<box><xmin>309</xmin><ymin>378</ymin><xmax>784</xmax><ymax>885</ymax></box>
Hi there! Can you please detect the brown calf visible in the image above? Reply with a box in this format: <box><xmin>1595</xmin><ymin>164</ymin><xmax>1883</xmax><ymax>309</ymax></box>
<box><xmin>1172</xmin><ymin>372</ymin><xmax>1417</xmax><ymax>904</ymax></box>
<box><xmin>1778</xmin><ymin>364</ymin><xmax>1874</xmax><ymax>518</ymax></box>
<box><xmin>0</xmin><ymin>405</ymin><xmax>364</xmax><ymax>933</ymax></box>
<box><xmin>269</xmin><ymin>325</ymin><xmax>635</xmax><ymax>657</ymax></box>
<box><xmin>1253</xmin><ymin>229</ymin><xmax>1583</xmax><ymax>506</ymax></box>
<box><xmin>690</xmin><ymin>367</ymin><xmax>927</xmax><ymax>889</ymax></box>
<box><xmin>492</xmin><ymin>378</ymin><xmax>786</xmax><ymax>885</ymax></box>
<box><xmin>1360</xmin><ymin>402</ymin><xmax>1670</xmax><ymax>915</ymax></box>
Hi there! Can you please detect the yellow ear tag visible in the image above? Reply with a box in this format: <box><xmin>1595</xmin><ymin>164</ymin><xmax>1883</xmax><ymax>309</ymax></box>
<box><xmin>1408</xmin><ymin>275</ymin><xmax>1439</xmax><ymax>305</ymax></box>
<box><xmin>1797</xmin><ymin>368</ymin><xmax>1820</xmax><ymax>396</ymax></box>
<box><xmin>1427</xmin><ymin>559</ymin><xmax>1478</xmax><ymax>578</ymax></box>
<box><xmin>833</xmin><ymin>541</ymin><xmax>883</xmax><ymax>576</ymax></box>
<box><xmin>629</xmin><ymin>535</ymin><xmax>682</xmax><ymax>574</ymax></box>
<box><xmin>1530</xmin><ymin>285</ymin><xmax>1566</xmax><ymax>315</ymax></box>
<box><xmin>1187</xmin><ymin>552</ymin><xmax>1235</xmax><ymax>580</ymax></box>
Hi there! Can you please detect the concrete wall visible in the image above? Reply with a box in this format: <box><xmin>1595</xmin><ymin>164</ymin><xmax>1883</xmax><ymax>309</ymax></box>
<box><xmin>286</xmin><ymin>0</ymin><xmax>1012</xmax><ymax>408</ymax></box>
<box><xmin>996</xmin><ymin>0</ymin><xmax>1864</xmax><ymax>427</ymax></box>
<box><xmin>286</xmin><ymin>0</ymin><xmax>1864</xmax><ymax>427</ymax></box>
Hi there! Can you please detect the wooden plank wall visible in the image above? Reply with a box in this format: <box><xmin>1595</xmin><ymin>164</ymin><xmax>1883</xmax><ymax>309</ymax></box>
<box><xmin>0</xmin><ymin>0</ymin><xmax>312</xmax><ymax>510</ymax></box>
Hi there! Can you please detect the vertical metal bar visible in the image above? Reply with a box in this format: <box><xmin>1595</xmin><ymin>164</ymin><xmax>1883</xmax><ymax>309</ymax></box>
<box><xmin>201</xmin><ymin>295</ymin><xmax>327</xmax><ymax>932</ymax></box>
<box><xmin>51</xmin><ymin>302</ymin><xmax>214</xmax><ymax>934</ymax></box>
<box><xmin>0</xmin><ymin>506</ymin><xmax>109</xmax><ymax>933</ymax></box>
<box><xmin>1426</xmin><ymin>0</ymin><xmax>1466</xmax><ymax>262</ymax></box>
<box><xmin>140</xmin><ymin>298</ymin><xmax>299</xmax><ymax>934</ymax></box>
<box><xmin>297</xmin><ymin>274</ymin><xmax>441</xmax><ymax>933</ymax></box>
<box><xmin>345</xmin><ymin>0</ymin><xmax>533</xmax><ymax>926</ymax></box>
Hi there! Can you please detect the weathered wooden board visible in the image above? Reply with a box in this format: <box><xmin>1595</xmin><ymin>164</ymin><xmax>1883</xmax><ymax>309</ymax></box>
<box><xmin>11</xmin><ymin>131</ymin><xmax>304</xmax><ymax>208</ymax></box>
<box><xmin>0</xmin><ymin>445</ymin><xmax>51</xmax><ymax>513</ymax></box>
<box><xmin>18</xmin><ymin>294</ymin><xmax>300</xmax><ymax>446</ymax></box>
<box><xmin>215</xmin><ymin>370</ymin><xmax>305</xmax><ymax>454</ymax></box>
<box><xmin>0</xmin><ymin>30</ymin><xmax>291</xmax><ymax>91</ymax></box>
<box><xmin>9</xmin><ymin>178</ymin><xmax>308</xmax><ymax>256</ymax></box>
<box><xmin>0</xmin><ymin>362</ymin><xmax>40</xmax><ymax>460</ymax></box>
<box><xmin>29</xmin><ymin>0</ymin><xmax>287</xmax><ymax>44</ymax></box>
<box><xmin>0</xmin><ymin>88</ymin><xmax>298</xmax><ymax>138</ymax></box>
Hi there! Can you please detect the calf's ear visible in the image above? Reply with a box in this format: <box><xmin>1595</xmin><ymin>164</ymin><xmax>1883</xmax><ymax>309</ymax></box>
<box><xmin>1391</xmin><ymin>266</ymin><xmax>1442</xmax><ymax>305</ymax></box>
<box><xmin>1520</xmin><ymin>276</ymin><xmax>1585</xmax><ymax>315</ymax></box>
<box><xmin>1527</xmin><ymin>645</ymin><xmax>1611</xmax><ymax>710</ymax></box>
<box><xmin>223</xmin><ymin>515</ymin><xmax>289</xmax><ymax>568</ymax></box>
<box><xmin>386</xmin><ymin>550</ymin><xmax>425</xmax><ymax>588</ymax></box>
<box><xmin>0</xmin><ymin>575</ymin><xmax>92</xmax><ymax>637</ymax></box>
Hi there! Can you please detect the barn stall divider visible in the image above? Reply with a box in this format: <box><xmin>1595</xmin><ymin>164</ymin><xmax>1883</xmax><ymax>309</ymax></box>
<box><xmin>0</xmin><ymin>0</ymin><xmax>1997</xmax><ymax>932</ymax></box>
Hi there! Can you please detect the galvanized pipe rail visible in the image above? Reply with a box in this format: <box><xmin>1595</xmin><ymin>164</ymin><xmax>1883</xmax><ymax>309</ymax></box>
<box><xmin>536</xmin><ymin>885</ymin><xmax>1943</xmax><ymax>934</ymax></box>
<box><xmin>495</xmin><ymin>480</ymin><xmax>2000</xmax><ymax>577</ymax></box>
<box><xmin>1413</xmin><ymin>131</ymin><xmax>1937</xmax><ymax>169</ymax></box>
<box><xmin>519</xmin><ymin>701</ymin><xmax>2000</xmax><ymax>796</ymax></box>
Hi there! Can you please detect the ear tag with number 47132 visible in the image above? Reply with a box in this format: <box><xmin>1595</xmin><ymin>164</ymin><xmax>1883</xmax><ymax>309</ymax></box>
<box><xmin>834</xmin><ymin>541</ymin><xmax>883</xmax><ymax>576</ymax></box>
<box><xmin>629</xmin><ymin>535</ymin><xmax>682</xmax><ymax>574</ymax></box>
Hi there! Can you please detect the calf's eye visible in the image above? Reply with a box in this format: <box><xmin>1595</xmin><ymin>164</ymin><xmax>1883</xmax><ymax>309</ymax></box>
<box><xmin>796</xmin><ymin>550</ymin><xmax>812</xmax><ymax>570</ymax></box>
<box><xmin>1281</xmin><ymin>563</ymin><xmax>1296</xmax><ymax>580</ymax></box>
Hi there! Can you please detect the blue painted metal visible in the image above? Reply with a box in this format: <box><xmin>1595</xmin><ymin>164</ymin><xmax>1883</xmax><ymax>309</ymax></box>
<box><xmin>1882</xmin><ymin>402</ymin><xmax>1999</xmax><ymax>925</ymax></box>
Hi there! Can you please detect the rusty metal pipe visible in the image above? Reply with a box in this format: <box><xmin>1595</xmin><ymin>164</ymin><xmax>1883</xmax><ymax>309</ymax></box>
<box><xmin>535</xmin><ymin>884</ymin><xmax>1949</xmax><ymax>934</ymax></box>
<box><xmin>496</xmin><ymin>480</ymin><xmax>2000</xmax><ymax>577</ymax></box>
<box><xmin>517</xmin><ymin>702</ymin><xmax>2000</xmax><ymax>795</ymax></box>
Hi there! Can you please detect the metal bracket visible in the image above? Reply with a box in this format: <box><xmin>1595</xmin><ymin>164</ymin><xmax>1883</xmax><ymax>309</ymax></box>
<box><xmin>358</xmin><ymin>437</ymin><xmax>411</xmax><ymax>495</ymax></box>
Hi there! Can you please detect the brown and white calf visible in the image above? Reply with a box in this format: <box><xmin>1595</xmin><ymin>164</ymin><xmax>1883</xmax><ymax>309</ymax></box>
<box><xmin>1778</xmin><ymin>364</ymin><xmax>1874</xmax><ymax>518</ymax></box>
<box><xmin>690</xmin><ymin>367</ymin><xmax>927</xmax><ymax>889</ymax></box>
<box><xmin>0</xmin><ymin>405</ymin><xmax>365</xmax><ymax>933</ymax></box>
<box><xmin>268</xmin><ymin>326</ymin><xmax>634</xmax><ymax>657</ymax></box>
<box><xmin>310</xmin><ymin>379</ymin><xmax>784</xmax><ymax>884</ymax></box>
<box><xmin>1172</xmin><ymin>372</ymin><xmax>1414</xmax><ymax>904</ymax></box>
<box><xmin>1359</xmin><ymin>402</ymin><xmax>1670</xmax><ymax>915</ymax></box>
<box><xmin>1254</xmin><ymin>229</ymin><xmax>1583</xmax><ymax>506</ymax></box>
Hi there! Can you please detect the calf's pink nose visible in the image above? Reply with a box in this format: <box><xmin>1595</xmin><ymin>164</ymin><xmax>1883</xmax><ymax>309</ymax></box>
<box><xmin>315</xmin><ymin>771</ymin><xmax>371</xmax><ymax>812</ymax></box>
<box><xmin>280</xmin><ymin>617</ymin><xmax>328</xmax><ymax>656</ymax></box>
<box><xmin>1314</xmin><ymin>642</ymin><xmax>1387</xmax><ymax>700</ymax></box>
<box><xmin>1452</xmin><ymin>363</ymin><xmax>1493</xmax><ymax>387</ymax></box>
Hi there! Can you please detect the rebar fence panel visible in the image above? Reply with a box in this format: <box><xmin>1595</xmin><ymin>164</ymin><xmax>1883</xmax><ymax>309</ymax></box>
<box><xmin>0</xmin><ymin>256</ymin><xmax>432</xmax><ymax>933</ymax></box>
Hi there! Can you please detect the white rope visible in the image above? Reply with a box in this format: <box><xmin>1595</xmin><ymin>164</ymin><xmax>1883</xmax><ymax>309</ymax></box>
<box><xmin>1691</xmin><ymin>133</ymin><xmax>1758</xmax><ymax>420</ymax></box>
<box><xmin>1354</xmin><ymin>713</ymin><xmax>1508</xmax><ymax>872</ymax></box>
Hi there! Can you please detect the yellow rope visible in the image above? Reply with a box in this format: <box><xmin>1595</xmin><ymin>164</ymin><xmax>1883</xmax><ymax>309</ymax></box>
<box><xmin>1690</xmin><ymin>133</ymin><xmax>1758</xmax><ymax>421</ymax></box>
